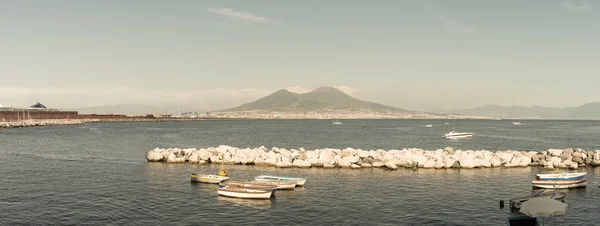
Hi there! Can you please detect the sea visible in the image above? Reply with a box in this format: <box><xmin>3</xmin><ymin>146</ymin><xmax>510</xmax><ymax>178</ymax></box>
<box><xmin>1</xmin><ymin>119</ymin><xmax>599</xmax><ymax>225</ymax></box>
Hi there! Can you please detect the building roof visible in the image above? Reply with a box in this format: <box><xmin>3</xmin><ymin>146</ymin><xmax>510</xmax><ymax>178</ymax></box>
<box><xmin>29</xmin><ymin>102</ymin><xmax>47</xmax><ymax>109</ymax></box>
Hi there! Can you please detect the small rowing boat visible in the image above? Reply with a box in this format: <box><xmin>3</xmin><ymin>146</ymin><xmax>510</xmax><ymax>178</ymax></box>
<box><xmin>249</xmin><ymin>180</ymin><xmax>297</xmax><ymax>190</ymax></box>
<box><xmin>220</xmin><ymin>180</ymin><xmax>278</xmax><ymax>190</ymax></box>
<box><xmin>536</xmin><ymin>172</ymin><xmax>586</xmax><ymax>181</ymax></box>
<box><xmin>190</xmin><ymin>174</ymin><xmax>229</xmax><ymax>184</ymax></box>
<box><xmin>254</xmin><ymin>175</ymin><xmax>307</xmax><ymax>186</ymax></box>
<box><xmin>217</xmin><ymin>186</ymin><xmax>275</xmax><ymax>199</ymax></box>
<box><xmin>531</xmin><ymin>179</ymin><xmax>587</xmax><ymax>189</ymax></box>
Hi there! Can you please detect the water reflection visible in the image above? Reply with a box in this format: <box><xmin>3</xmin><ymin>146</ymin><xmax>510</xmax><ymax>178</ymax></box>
<box><xmin>217</xmin><ymin>196</ymin><xmax>273</xmax><ymax>209</ymax></box>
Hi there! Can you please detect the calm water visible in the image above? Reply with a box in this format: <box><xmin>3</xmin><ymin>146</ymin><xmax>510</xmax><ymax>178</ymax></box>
<box><xmin>1</xmin><ymin>119</ymin><xmax>599</xmax><ymax>225</ymax></box>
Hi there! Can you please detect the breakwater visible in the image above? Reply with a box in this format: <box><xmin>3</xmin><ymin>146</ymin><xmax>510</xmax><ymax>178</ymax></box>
<box><xmin>0</xmin><ymin>118</ymin><xmax>242</xmax><ymax>130</ymax></box>
<box><xmin>0</xmin><ymin>119</ymin><xmax>91</xmax><ymax>129</ymax></box>
<box><xmin>146</xmin><ymin>146</ymin><xmax>600</xmax><ymax>169</ymax></box>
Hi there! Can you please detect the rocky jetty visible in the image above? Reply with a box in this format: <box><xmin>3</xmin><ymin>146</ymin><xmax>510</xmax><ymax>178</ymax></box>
<box><xmin>145</xmin><ymin>146</ymin><xmax>600</xmax><ymax>169</ymax></box>
<box><xmin>0</xmin><ymin>120</ymin><xmax>91</xmax><ymax>130</ymax></box>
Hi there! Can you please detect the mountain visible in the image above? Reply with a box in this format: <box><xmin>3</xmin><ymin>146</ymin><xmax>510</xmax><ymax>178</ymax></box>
<box><xmin>68</xmin><ymin>104</ymin><xmax>202</xmax><ymax>115</ymax></box>
<box><xmin>222</xmin><ymin>86</ymin><xmax>413</xmax><ymax>113</ymax></box>
<box><xmin>450</xmin><ymin>102</ymin><xmax>600</xmax><ymax>119</ymax></box>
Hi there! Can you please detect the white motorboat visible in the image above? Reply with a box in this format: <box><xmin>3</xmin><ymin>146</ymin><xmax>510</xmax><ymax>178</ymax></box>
<box><xmin>425</xmin><ymin>125</ymin><xmax>433</xmax><ymax>128</ymax></box>
<box><xmin>442</xmin><ymin>130</ymin><xmax>473</xmax><ymax>139</ymax></box>
<box><xmin>217</xmin><ymin>186</ymin><xmax>275</xmax><ymax>199</ymax></box>
<box><xmin>512</xmin><ymin>122</ymin><xmax>522</xmax><ymax>125</ymax></box>
<box><xmin>332</xmin><ymin>121</ymin><xmax>343</xmax><ymax>125</ymax></box>
<box><xmin>255</xmin><ymin>175</ymin><xmax>307</xmax><ymax>186</ymax></box>
<box><xmin>190</xmin><ymin>174</ymin><xmax>229</xmax><ymax>184</ymax></box>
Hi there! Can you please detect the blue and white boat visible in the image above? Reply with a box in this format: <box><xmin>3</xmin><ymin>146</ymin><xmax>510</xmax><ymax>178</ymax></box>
<box><xmin>536</xmin><ymin>172</ymin><xmax>586</xmax><ymax>181</ymax></box>
<box><xmin>254</xmin><ymin>175</ymin><xmax>307</xmax><ymax>186</ymax></box>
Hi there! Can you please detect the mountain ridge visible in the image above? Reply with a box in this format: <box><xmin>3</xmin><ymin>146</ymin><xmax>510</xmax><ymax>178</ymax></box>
<box><xmin>448</xmin><ymin>102</ymin><xmax>600</xmax><ymax>119</ymax></box>
<box><xmin>221</xmin><ymin>86</ymin><xmax>414</xmax><ymax>113</ymax></box>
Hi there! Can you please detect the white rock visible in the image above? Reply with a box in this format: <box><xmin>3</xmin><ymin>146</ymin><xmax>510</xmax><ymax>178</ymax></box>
<box><xmin>293</xmin><ymin>160</ymin><xmax>312</xmax><ymax>168</ymax></box>
<box><xmin>337</xmin><ymin>158</ymin><xmax>352</xmax><ymax>167</ymax></box>
<box><xmin>361</xmin><ymin>163</ymin><xmax>372</xmax><ymax>167</ymax></box>
<box><xmin>276</xmin><ymin>160</ymin><xmax>293</xmax><ymax>168</ymax></box>
<box><xmin>458</xmin><ymin>156</ymin><xmax>476</xmax><ymax>168</ymax></box>
<box><xmin>413</xmin><ymin>155</ymin><xmax>428</xmax><ymax>167</ymax></box>
<box><xmin>290</xmin><ymin>151</ymin><xmax>300</xmax><ymax>160</ymax></box>
<box><xmin>342</xmin><ymin>156</ymin><xmax>359</xmax><ymax>164</ymax></box>
<box><xmin>478</xmin><ymin>158</ymin><xmax>492</xmax><ymax>168</ymax></box>
<box><xmin>279</xmin><ymin>149</ymin><xmax>292</xmax><ymax>158</ymax></box>
<box><xmin>357</xmin><ymin>150</ymin><xmax>370</xmax><ymax>158</ymax></box>
<box><xmin>444</xmin><ymin>156</ymin><xmax>456</xmax><ymax>168</ymax></box>
<box><xmin>372</xmin><ymin>162</ymin><xmax>384</xmax><ymax>167</ymax></box>
<box><xmin>188</xmin><ymin>152</ymin><xmax>200</xmax><ymax>163</ymax></box>
<box><xmin>490</xmin><ymin>158</ymin><xmax>502</xmax><ymax>167</ymax></box>
<box><xmin>209</xmin><ymin>155</ymin><xmax>222</xmax><ymax>163</ymax></box>
<box><xmin>264</xmin><ymin>158</ymin><xmax>277</xmax><ymax>166</ymax></box>
<box><xmin>350</xmin><ymin>164</ymin><xmax>361</xmax><ymax>169</ymax></box>
<box><xmin>384</xmin><ymin>161</ymin><xmax>398</xmax><ymax>170</ymax></box>
<box><xmin>422</xmin><ymin>159</ymin><xmax>436</xmax><ymax>168</ymax></box>
<box><xmin>434</xmin><ymin>160</ymin><xmax>444</xmax><ymax>169</ymax></box>
<box><xmin>306</xmin><ymin>150</ymin><xmax>319</xmax><ymax>160</ymax></box>
<box><xmin>568</xmin><ymin>162</ymin><xmax>578</xmax><ymax>169</ymax></box>
<box><xmin>240</xmin><ymin>157</ymin><xmax>254</xmax><ymax>165</ymax></box>
<box><xmin>166</xmin><ymin>153</ymin><xmax>178</xmax><ymax>163</ymax></box>
<box><xmin>145</xmin><ymin>150</ymin><xmax>164</xmax><ymax>162</ymax></box>
<box><xmin>323</xmin><ymin>163</ymin><xmax>336</xmax><ymax>168</ymax></box>
<box><xmin>548</xmin><ymin>149</ymin><xmax>563</xmax><ymax>156</ymax></box>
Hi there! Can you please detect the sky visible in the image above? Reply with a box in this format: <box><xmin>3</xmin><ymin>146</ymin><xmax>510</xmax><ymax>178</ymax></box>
<box><xmin>1</xmin><ymin>0</ymin><xmax>598</xmax><ymax>112</ymax></box>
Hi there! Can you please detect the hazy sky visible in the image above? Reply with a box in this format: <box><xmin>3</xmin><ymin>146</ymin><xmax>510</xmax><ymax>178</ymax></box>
<box><xmin>1</xmin><ymin>0</ymin><xmax>598</xmax><ymax>111</ymax></box>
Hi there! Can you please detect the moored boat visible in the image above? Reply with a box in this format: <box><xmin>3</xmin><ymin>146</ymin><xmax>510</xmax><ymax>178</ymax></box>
<box><xmin>249</xmin><ymin>180</ymin><xmax>297</xmax><ymax>190</ymax></box>
<box><xmin>442</xmin><ymin>130</ymin><xmax>473</xmax><ymax>139</ymax></box>
<box><xmin>191</xmin><ymin>174</ymin><xmax>229</xmax><ymax>184</ymax></box>
<box><xmin>509</xmin><ymin>191</ymin><xmax>566</xmax><ymax>210</ymax></box>
<box><xmin>217</xmin><ymin>186</ymin><xmax>275</xmax><ymax>199</ymax></box>
<box><xmin>255</xmin><ymin>175</ymin><xmax>307</xmax><ymax>186</ymax></box>
<box><xmin>531</xmin><ymin>179</ymin><xmax>587</xmax><ymax>189</ymax></box>
<box><xmin>220</xmin><ymin>180</ymin><xmax>278</xmax><ymax>190</ymax></box>
<box><xmin>536</xmin><ymin>172</ymin><xmax>586</xmax><ymax>181</ymax></box>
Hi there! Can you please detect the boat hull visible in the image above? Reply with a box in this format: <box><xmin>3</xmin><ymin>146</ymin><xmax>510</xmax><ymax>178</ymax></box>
<box><xmin>442</xmin><ymin>134</ymin><xmax>473</xmax><ymax>139</ymax></box>
<box><xmin>531</xmin><ymin>179</ymin><xmax>587</xmax><ymax>189</ymax></box>
<box><xmin>191</xmin><ymin>174</ymin><xmax>229</xmax><ymax>184</ymax></box>
<box><xmin>222</xmin><ymin>181</ymin><xmax>278</xmax><ymax>190</ymax></box>
<box><xmin>249</xmin><ymin>180</ymin><xmax>297</xmax><ymax>190</ymax></box>
<box><xmin>255</xmin><ymin>175</ymin><xmax>307</xmax><ymax>186</ymax></box>
<box><xmin>536</xmin><ymin>172</ymin><xmax>587</xmax><ymax>181</ymax></box>
<box><xmin>217</xmin><ymin>187</ymin><xmax>274</xmax><ymax>199</ymax></box>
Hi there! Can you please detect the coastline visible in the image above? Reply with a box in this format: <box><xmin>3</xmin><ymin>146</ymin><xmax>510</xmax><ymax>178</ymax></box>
<box><xmin>2</xmin><ymin>116</ymin><xmax>598</xmax><ymax>130</ymax></box>
<box><xmin>146</xmin><ymin>146</ymin><xmax>600</xmax><ymax>170</ymax></box>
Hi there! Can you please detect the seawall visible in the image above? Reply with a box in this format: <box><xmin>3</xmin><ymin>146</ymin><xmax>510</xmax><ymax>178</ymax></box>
<box><xmin>146</xmin><ymin>146</ymin><xmax>600</xmax><ymax>169</ymax></box>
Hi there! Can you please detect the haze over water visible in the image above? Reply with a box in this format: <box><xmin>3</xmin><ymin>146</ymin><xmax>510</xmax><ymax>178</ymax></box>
<box><xmin>1</xmin><ymin>120</ymin><xmax>599</xmax><ymax>225</ymax></box>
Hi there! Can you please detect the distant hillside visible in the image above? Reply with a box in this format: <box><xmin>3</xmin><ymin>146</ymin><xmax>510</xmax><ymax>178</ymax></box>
<box><xmin>69</xmin><ymin>104</ymin><xmax>200</xmax><ymax>115</ymax></box>
<box><xmin>450</xmin><ymin>102</ymin><xmax>600</xmax><ymax>119</ymax></box>
<box><xmin>221</xmin><ymin>86</ymin><xmax>414</xmax><ymax>113</ymax></box>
